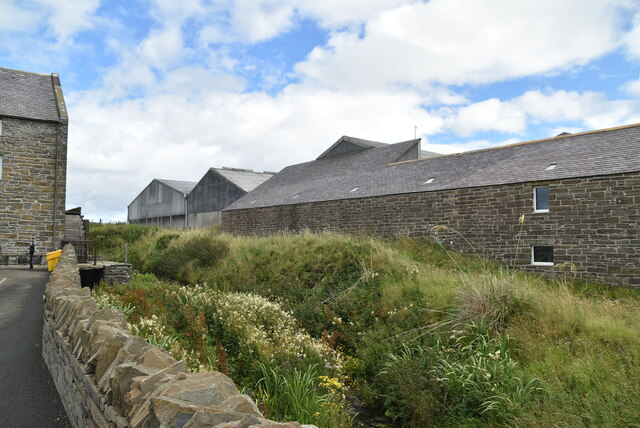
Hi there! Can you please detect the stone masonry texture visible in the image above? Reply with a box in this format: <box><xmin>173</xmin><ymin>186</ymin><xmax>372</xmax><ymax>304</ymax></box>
<box><xmin>222</xmin><ymin>172</ymin><xmax>640</xmax><ymax>287</ymax></box>
<box><xmin>0</xmin><ymin>116</ymin><xmax>67</xmax><ymax>263</ymax></box>
<box><xmin>43</xmin><ymin>245</ymin><xmax>315</xmax><ymax>427</ymax></box>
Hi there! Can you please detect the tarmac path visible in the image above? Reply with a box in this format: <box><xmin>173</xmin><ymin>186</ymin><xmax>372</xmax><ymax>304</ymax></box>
<box><xmin>0</xmin><ymin>267</ymin><xmax>70</xmax><ymax>427</ymax></box>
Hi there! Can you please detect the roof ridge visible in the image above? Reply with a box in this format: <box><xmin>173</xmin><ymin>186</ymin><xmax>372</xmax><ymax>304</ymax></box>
<box><xmin>390</xmin><ymin>123</ymin><xmax>640</xmax><ymax>166</ymax></box>
<box><xmin>0</xmin><ymin>66</ymin><xmax>52</xmax><ymax>77</ymax></box>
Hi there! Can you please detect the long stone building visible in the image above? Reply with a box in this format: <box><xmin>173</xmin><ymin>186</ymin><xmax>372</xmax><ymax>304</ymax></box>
<box><xmin>222</xmin><ymin>127</ymin><xmax>640</xmax><ymax>287</ymax></box>
<box><xmin>0</xmin><ymin>67</ymin><xmax>68</xmax><ymax>264</ymax></box>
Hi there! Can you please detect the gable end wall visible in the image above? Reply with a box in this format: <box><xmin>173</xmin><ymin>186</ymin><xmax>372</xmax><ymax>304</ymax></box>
<box><xmin>0</xmin><ymin>116</ymin><xmax>67</xmax><ymax>260</ymax></box>
<box><xmin>222</xmin><ymin>172</ymin><xmax>640</xmax><ymax>287</ymax></box>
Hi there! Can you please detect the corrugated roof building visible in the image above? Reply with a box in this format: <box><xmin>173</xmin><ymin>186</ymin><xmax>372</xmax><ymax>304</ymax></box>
<box><xmin>128</xmin><ymin>168</ymin><xmax>274</xmax><ymax>228</ymax></box>
<box><xmin>186</xmin><ymin>168</ymin><xmax>274</xmax><ymax>227</ymax></box>
<box><xmin>128</xmin><ymin>179</ymin><xmax>197</xmax><ymax>228</ymax></box>
<box><xmin>0</xmin><ymin>67</ymin><xmax>68</xmax><ymax>263</ymax></box>
<box><xmin>222</xmin><ymin>125</ymin><xmax>640</xmax><ymax>286</ymax></box>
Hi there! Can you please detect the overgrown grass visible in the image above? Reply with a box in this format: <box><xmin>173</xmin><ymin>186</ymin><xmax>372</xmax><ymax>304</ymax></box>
<box><xmin>89</xmin><ymin>223</ymin><xmax>157</xmax><ymax>261</ymax></box>
<box><xmin>93</xmin><ymin>225</ymin><xmax>640</xmax><ymax>427</ymax></box>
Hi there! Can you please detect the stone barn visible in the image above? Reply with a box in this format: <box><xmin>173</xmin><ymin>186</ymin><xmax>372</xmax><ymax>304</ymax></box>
<box><xmin>0</xmin><ymin>67</ymin><xmax>68</xmax><ymax>264</ymax></box>
<box><xmin>222</xmin><ymin>126</ymin><xmax>640</xmax><ymax>287</ymax></box>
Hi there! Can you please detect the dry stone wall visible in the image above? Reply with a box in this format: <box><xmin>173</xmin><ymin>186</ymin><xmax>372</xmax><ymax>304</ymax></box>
<box><xmin>0</xmin><ymin>116</ymin><xmax>67</xmax><ymax>262</ymax></box>
<box><xmin>223</xmin><ymin>172</ymin><xmax>640</xmax><ymax>287</ymax></box>
<box><xmin>43</xmin><ymin>245</ymin><xmax>312</xmax><ymax>427</ymax></box>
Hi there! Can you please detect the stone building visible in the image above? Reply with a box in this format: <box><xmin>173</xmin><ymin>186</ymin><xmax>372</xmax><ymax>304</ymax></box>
<box><xmin>222</xmin><ymin>126</ymin><xmax>640</xmax><ymax>287</ymax></box>
<box><xmin>0</xmin><ymin>67</ymin><xmax>68</xmax><ymax>264</ymax></box>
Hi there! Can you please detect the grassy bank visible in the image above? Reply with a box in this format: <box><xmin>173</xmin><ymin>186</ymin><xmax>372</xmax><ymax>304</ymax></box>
<box><xmin>91</xmin><ymin>224</ymin><xmax>640</xmax><ymax>427</ymax></box>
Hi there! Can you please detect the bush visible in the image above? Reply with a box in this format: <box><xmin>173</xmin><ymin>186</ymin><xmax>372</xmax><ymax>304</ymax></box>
<box><xmin>454</xmin><ymin>272</ymin><xmax>532</xmax><ymax>331</ymax></box>
<box><xmin>379</xmin><ymin>322</ymin><xmax>541</xmax><ymax>426</ymax></box>
<box><xmin>89</xmin><ymin>223</ymin><xmax>158</xmax><ymax>261</ymax></box>
<box><xmin>149</xmin><ymin>232</ymin><xmax>229</xmax><ymax>283</ymax></box>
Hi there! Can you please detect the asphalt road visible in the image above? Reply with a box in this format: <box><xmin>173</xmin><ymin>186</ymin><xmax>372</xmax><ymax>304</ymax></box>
<box><xmin>0</xmin><ymin>267</ymin><xmax>70</xmax><ymax>427</ymax></box>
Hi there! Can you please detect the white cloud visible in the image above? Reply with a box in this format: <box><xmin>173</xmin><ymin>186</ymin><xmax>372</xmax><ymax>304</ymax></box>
<box><xmin>445</xmin><ymin>89</ymin><xmax>640</xmax><ymax>136</ymax></box>
<box><xmin>624</xmin><ymin>7</ymin><xmax>640</xmax><ymax>59</ymax></box>
<box><xmin>297</xmin><ymin>0</ymin><xmax>630</xmax><ymax>89</ymax></box>
<box><xmin>65</xmin><ymin>78</ymin><xmax>444</xmax><ymax>220</ymax></box>
<box><xmin>0</xmin><ymin>1</ymin><xmax>37</xmax><ymax>32</ymax></box>
<box><xmin>137</xmin><ymin>25</ymin><xmax>186</xmax><ymax>69</ymax></box>
<box><xmin>423</xmin><ymin>138</ymin><xmax>520</xmax><ymax>155</ymax></box>
<box><xmin>622</xmin><ymin>76</ymin><xmax>640</xmax><ymax>95</ymax></box>
<box><xmin>37</xmin><ymin>0</ymin><xmax>101</xmax><ymax>43</ymax></box>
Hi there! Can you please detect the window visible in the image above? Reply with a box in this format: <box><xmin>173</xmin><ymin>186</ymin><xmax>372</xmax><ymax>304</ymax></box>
<box><xmin>531</xmin><ymin>246</ymin><xmax>554</xmax><ymax>266</ymax></box>
<box><xmin>0</xmin><ymin>155</ymin><xmax>2</xmax><ymax>179</ymax></box>
<box><xmin>533</xmin><ymin>186</ymin><xmax>549</xmax><ymax>212</ymax></box>
<box><xmin>0</xmin><ymin>119</ymin><xmax>3</xmax><ymax>135</ymax></box>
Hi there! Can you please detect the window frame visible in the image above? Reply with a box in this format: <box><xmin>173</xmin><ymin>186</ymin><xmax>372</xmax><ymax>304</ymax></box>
<box><xmin>531</xmin><ymin>245</ymin><xmax>554</xmax><ymax>266</ymax></box>
<box><xmin>533</xmin><ymin>186</ymin><xmax>550</xmax><ymax>213</ymax></box>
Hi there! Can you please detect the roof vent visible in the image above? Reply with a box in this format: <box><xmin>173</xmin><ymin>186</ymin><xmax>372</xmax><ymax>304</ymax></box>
<box><xmin>545</xmin><ymin>164</ymin><xmax>557</xmax><ymax>170</ymax></box>
<box><xmin>555</xmin><ymin>132</ymin><xmax>571</xmax><ymax>137</ymax></box>
<box><xmin>292</xmin><ymin>194</ymin><xmax>300</xmax><ymax>199</ymax></box>
<box><xmin>350</xmin><ymin>187</ymin><xmax>359</xmax><ymax>192</ymax></box>
<box><xmin>424</xmin><ymin>178</ymin><xmax>435</xmax><ymax>184</ymax></box>
<box><xmin>250</xmin><ymin>200</ymin><xmax>257</xmax><ymax>204</ymax></box>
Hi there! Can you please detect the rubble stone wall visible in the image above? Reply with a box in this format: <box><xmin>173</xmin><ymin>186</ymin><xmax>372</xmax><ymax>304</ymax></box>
<box><xmin>222</xmin><ymin>172</ymin><xmax>640</xmax><ymax>287</ymax></box>
<box><xmin>0</xmin><ymin>116</ymin><xmax>67</xmax><ymax>261</ymax></box>
<box><xmin>43</xmin><ymin>245</ymin><xmax>309</xmax><ymax>428</ymax></box>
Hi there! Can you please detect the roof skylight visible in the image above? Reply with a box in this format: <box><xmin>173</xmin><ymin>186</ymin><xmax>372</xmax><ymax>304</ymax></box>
<box><xmin>546</xmin><ymin>164</ymin><xmax>557</xmax><ymax>170</ymax></box>
<box><xmin>292</xmin><ymin>194</ymin><xmax>300</xmax><ymax>199</ymax></box>
<box><xmin>350</xmin><ymin>187</ymin><xmax>359</xmax><ymax>192</ymax></box>
<box><xmin>250</xmin><ymin>200</ymin><xmax>257</xmax><ymax>204</ymax></box>
<box><xmin>424</xmin><ymin>177</ymin><xmax>435</xmax><ymax>184</ymax></box>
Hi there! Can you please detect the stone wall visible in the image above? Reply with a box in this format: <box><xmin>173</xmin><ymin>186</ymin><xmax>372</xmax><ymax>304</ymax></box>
<box><xmin>223</xmin><ymin>172</ymin><xmax>640</xmax><ymax>287</ymax></box>
<box><xmin>43</xmin><ymin>245</ymin><xmax>312</xmax><ymax>427</ymax></box>
<box><xmin>0</xmin><ymin>116</ymin><xmax>67</xmax><ymax>261</ymax></box>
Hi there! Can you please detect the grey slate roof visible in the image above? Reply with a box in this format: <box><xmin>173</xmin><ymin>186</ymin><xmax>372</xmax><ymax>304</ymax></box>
<box><xmin>213</xmin><ymin>168</ymin><xmax>274</xmax><ymax>192</ymax></box>
<box><xmin>225</xmin><ymin>124</ymin><xmax>640</xmax><ymax>211</ymax></box>
<box><xmin>156</xmin><ymin>179</ymin><xmax>197</xmax><ymax>195</ymax></box>
<box><xmin>0</xmin><ymin>67</ymin><xmax>61</xmax><ymax>121</ymax></box>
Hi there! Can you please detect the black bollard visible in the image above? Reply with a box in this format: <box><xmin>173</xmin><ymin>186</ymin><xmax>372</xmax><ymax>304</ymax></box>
<box><xmin>29</xmin><ymin>238</ymin><xmax>35</xmax><ymax>270</ymax></box>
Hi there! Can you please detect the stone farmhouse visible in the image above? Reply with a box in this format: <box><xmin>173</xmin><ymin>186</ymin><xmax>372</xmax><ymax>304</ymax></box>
<box><xmin>128</xmin><ymin>168</ymin><xmax>273</xmax><ymax>228</ymax></box>
<box><xmin>0</xmin><ymin>67</ymin><xmax>68</xmax><ymax>264</ymax></box>
<box><xmin>222</xmin><ymin>127</ymin><xmax>640</xmax><ymax>287</ymax></box>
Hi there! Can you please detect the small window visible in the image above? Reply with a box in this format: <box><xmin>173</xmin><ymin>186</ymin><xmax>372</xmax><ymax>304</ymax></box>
<box><xmin>424</xmin><ymin>177</ymin><xmax>435</xmax><ymax>184</ymax></box>
<box><xmin>531</xmin><ymin>246</ymin><xmax>554</xmax><ymax>266</ymax></box>
<box><xmin>533</xmin><ymin>186</ymin><xmax>549</xmax><ymax>212</ymax></box>
<box><xmin>0</xmin><ymin>119</ymin><xmax>3</xmax><ymax>135</ymax></box>
<box><xmin>545</xmin><ymin>163</ymin><xmax>556</xmax><ymax>170</ymax></box>
<box><xmin>350</xmin><ymin>187</ymin><xmax>359</xmax><ymax>192</ymax></box>
<box><xmin>0</xmin><ymin>155</ymin><xmax>3</xmax><ymax>179</ymax></box>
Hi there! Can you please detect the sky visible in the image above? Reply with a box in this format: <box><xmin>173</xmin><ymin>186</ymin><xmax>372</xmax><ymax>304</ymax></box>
<box><xmin>1</xmin><ymin>0</ymin><xmax>640</xmax><ymax>221</ymax></box>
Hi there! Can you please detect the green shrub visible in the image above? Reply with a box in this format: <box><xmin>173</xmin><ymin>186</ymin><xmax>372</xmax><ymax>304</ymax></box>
<box><xmin>379</xmin><ymin>322</ymin><xmax>541</xmax><ymax>426</ymax></box>
<box><xmin>89</xmin><ymin>223</ymin><xmax>157</xmax><ymax>261</ymax></box>
<box><xmin>256</xmin><ymin>364</ymin><xmax>351</xmax><ymax>428</ymax></box>
<box><xmin>150</xmin><ymin>232</ymin><xmax>229</xmax><ymax>283</ymax></box>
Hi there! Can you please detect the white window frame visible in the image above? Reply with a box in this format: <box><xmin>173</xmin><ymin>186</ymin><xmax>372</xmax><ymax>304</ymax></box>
<box><xmin>533</xmin><ymin>186</ymin><xmax>550</xmax><ymax>213</ymax></box>
<box><xmin>531</xmin><ymin>245</ymin><xmax>554</xmax><ymax>266</ymax></box>
<box><xmin>0</xmin><ymin>155</ymin><xmax>2</xmax><ymax>180</ymax></box>
<box><xmin>0</xmin><ymin>119</ymin><xmax>3</xmax><ymax>136</ymax></box>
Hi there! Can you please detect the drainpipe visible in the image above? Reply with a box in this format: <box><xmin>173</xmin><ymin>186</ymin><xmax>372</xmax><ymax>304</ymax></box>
<box><xmin>52</xmin><ymin>120</ymin><xmax>60</xmax><ymax>250</ymax></box>
<box><xmin>184</xmin><ymin>194</ymin><xmax>188</xmax><ymax>228</ymax></box>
